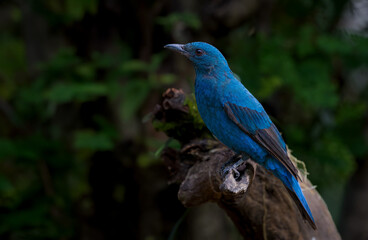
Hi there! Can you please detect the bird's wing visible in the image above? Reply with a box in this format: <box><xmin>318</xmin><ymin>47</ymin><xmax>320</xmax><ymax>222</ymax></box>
<box><xmin>224</xmin><ymin>102</ymin><xmax>300</xmax><ymax>180</ymax></box>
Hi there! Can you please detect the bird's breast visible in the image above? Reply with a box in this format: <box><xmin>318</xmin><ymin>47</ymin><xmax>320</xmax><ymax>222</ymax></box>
<box><xmin>195</xmin><ymin>75</ymin><xmax>223</xmax><ymax>105</ymax></box>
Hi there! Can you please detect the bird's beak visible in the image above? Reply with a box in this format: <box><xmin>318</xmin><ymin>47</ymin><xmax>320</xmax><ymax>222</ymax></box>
<box><xmin>164</xmin><ymin>44</ymin><xmax>189</xmax><ymax>57</ymax></box>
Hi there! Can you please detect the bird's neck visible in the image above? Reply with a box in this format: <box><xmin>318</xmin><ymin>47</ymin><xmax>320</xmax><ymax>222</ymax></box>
<box><xmin>194</xmin><ymin>63</ymin><xmax>231</xmax><ymax>78</ymax></box>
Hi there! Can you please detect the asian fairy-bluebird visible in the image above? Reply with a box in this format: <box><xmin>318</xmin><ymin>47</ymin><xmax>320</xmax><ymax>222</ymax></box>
<box><xmin>165</xmin><ymin>42</ymin><xmax>316</xmax><ymax>229</ymax></box>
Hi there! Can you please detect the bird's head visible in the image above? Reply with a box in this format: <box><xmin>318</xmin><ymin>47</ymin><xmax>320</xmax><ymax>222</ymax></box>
<box><xmin>164</xmin><ymin>42</ymin><xmax>229</xmax><ymax>73</ymax></box>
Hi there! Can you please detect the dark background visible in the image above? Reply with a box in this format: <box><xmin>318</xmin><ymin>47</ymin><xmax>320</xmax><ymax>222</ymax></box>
<box><xmin>0</xmin><ymin>0</ymin><xmax>368</xmax><ymax>239</ymax></box>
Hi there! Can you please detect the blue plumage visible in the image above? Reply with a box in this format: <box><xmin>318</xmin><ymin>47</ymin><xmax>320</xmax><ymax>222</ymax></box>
<box><xmin>165</xmin><ymin>42</ymin><xmax>316</xmax><ymax>229</ymax></box>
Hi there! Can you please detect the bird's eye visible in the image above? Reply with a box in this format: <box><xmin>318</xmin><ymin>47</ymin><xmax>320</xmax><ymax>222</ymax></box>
<box><xmin>195</xmin><ymin>49</ymin><xmax>204</xmax><ymax>56</ymax></box>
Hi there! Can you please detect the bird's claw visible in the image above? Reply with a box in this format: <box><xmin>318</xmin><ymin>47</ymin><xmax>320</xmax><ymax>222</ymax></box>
<box><xmin>232</xmin><ymin>169</ymin><xmax>240</xmax><ymax>180</ymax></box>
<box><xmin>220</xmin><ymin>153</ymin><xmax>248</xmax><ymax>181</ymax></box>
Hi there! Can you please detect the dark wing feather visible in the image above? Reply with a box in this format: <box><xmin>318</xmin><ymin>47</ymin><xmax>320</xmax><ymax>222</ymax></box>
<box><xmin>224</xmin><ymin>102</ymin><xmax>300</xmax><ymax>181</ymax></box>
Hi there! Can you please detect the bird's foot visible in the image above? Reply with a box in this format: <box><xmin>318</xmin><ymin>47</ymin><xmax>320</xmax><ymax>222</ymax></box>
<box><xmin>220</xmin><ymin>153</ymin><xmax>249</xmax><ymax>181</ymax></box>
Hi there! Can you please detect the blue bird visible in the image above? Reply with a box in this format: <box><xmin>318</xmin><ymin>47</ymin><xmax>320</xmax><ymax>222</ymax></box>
<box><xmin>165</xmin><ymin>42</ymin><xmax>316</xmax><ymax>229</ymax></box>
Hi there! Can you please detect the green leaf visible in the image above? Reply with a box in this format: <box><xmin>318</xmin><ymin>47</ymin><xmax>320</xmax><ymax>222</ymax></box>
<box><xmin>65</xmin><ymin>0</ymin><xmax>98</xmax><ymax>21</ymax></box>
<box><xmin>257</xmin><ymin>76</ymin><xmax>282</xmax><ymax>98</ymax></box>
<box><xmin>120</xmin><ymin>80</ymin><xmax>150</xmax><ymax>120</ymax></box>
<box><xmin>157</xmin><ymin>73</ymin><xmax>176</xmax><ymax>85</ymax></box>
<box><xmin>137</xmin><ymin>153</ymin><xmax>159</xmax><ymax>168</ymax></box>
<box><xmin>75</xmin><ymin>63</ymin><xmax>95</xmax><ymax>80</ymax></box>
<box><xmin>0</xmin><ymin>139</ymin><xmax>17</xmax><ymax>159</ymax></box>
<box><xmin>317</xmin><ymin>35</ymin><xmax>351</xmax><ymax>55</ymax></box>
<box><xmin>121</xmin><ymin>60</ymin><xmax>148</xmax><ymax>73</ymax></box>
<box><xmin>295</xmin><ymin>60</ymin><xmax>338</xmax><ymax>109</ymax></box>
<box><xmin>156</xmin><ymin>12</ymin><xmax>201</xmax><ymax>31</ymax></box>
<box><xmin>45</xmin><ymin>82</ymin><xmax>108</xmax><ymax>103</ymax></box>
<box><xmin>296</xmin><ymin>25</ymin><xmax>315</xmax><ymax>57</ymax></box>
<box><xmin>0</xmin><ymin>204</ymin><xmax>48</xmax><ymax>234</ymax></box>
<box><xmin>148</xmin><ymin>53</ymin><xmax>166</xmax><ymax>72</ymax></box>
<box><xmin>74</xmin><ymin>130</ymin><xmax>114</xmax><ymax>151</ymax></box>
<box><xmin>0</xmin><ymin>35</ymin><xmax>25</xmax><ymax>99</ymax></box>
<box><xmin>154</xmin><ymin>138</ymin><xmax>181</xmax><ymax>157</ymax></box>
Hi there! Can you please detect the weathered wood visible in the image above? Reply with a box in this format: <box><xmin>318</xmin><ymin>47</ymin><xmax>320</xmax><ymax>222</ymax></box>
<box><xmin>154</xmin><ymin>88</ymin><xmax>341</xmax><ymax>240</ymax></box>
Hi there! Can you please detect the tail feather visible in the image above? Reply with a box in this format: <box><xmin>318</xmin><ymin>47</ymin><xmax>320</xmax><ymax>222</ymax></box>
<box><xmin>286</xmin><ymin>177</ymin><xmax>316</xmax><ymax>229</ymax></box>
<box><xmin>286</xmin><ymin>188</ymin><xmax>316</xmax><ymax>229</ymax></box>
<box><xmin>265</xmin><ymin>158</ymin><xmax>316</xmax><ymax>229</ymax></box>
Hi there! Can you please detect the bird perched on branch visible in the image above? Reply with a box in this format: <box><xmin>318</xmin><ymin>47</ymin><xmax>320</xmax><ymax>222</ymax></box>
<box><xmin>165</xmin><ymin>42</ymin><xmax>316</xmax><ymax>229</ymax></box>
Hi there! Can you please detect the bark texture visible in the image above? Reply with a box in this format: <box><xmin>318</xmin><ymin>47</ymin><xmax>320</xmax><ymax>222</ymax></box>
<box><xmin>154</xmin><ymin>88</ymin><xmax>341</xmax><ymax>240</ymax></box>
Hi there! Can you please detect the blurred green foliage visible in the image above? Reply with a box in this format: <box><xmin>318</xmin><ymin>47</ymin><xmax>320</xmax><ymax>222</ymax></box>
<box><xmin>41</xmin><ymin>0</ymin><xmax>98</xmax><ymax>23</ymax></box>
<box><xmin>0</xmin><ymin>0</ymin><xmax>368</xmax><ymax>238</ymax></box>
<box><xmin>0</xmin><ymin>3</ymin><xmax>175</xmax><ymax>238</ymax></box>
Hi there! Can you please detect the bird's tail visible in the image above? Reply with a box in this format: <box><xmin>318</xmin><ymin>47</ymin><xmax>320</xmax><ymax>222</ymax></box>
<box><xmin>284</xmin><ymin>176</ymin><xmax>316</xmax><ymax>229</ymax></box>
